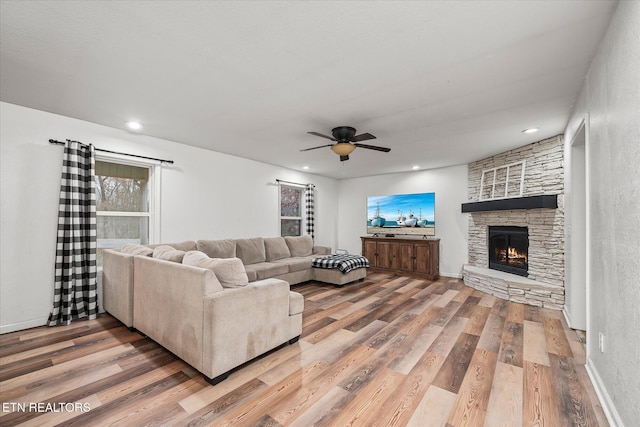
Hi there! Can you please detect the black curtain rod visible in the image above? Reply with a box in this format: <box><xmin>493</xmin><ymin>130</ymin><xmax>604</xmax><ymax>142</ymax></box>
<box><xmin>276</xmin><ymin>179</ymin><xmax>314</xmax><ymax>187</ymax></box>
<box><xmin>49</xmin><ymin>139</ymin><xmax>174</xmax><ymax>164</ymax></box>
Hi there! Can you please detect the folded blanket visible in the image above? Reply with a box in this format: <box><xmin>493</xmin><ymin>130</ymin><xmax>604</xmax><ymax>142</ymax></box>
<box><xmin>312</xmin><ymin>254</ymin><xmax>370</xmax><ymax>274</ymax></box>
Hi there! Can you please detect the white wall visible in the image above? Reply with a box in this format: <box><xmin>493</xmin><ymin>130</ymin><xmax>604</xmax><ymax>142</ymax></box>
<box><xmin>563</xmin><ymin>1</ymin><xmax>640</xmax><ymax>425</ymax></box>
<box><xmin>337</xmin><ymin>165</ymin><xmax>468</xmax><ymax>278</ymax></box>
<box><xmin>0</xmin><ymin>102</ymin><xmax>338</xmax><ymax>333</ymax></box>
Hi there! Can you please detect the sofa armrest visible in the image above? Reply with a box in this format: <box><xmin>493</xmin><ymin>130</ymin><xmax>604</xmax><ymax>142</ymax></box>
<box><xmin>313</xmin><ymin>245</ymin><xmax>331</xmax><ymax>255</ymax></box>
<box><xmin>133</xmin><ymin>256</ymin><xmax>224</xmax><ymax>371</ymax></box>
<box><xmin>102</xmin><ymin>249</ymin><xmax>134</xmax><ymax>327</ymax></box>
<box><xmin>201</xmin><ymin>278</ymin><xmax>293</xmax><ymax>378</ymax></box>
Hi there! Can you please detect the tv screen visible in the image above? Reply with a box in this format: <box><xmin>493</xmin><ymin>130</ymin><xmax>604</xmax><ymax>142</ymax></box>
<box><xmin>367</xmin><ymin>192</ymin><xmax>435</xmax><ymax>236</ymax></box>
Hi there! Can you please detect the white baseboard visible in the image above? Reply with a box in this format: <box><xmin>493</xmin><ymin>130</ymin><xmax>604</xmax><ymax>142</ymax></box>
<box><xmin>0</xmin><ymin>317</ymin><xmax>48</xmax><ymax>334</ymax></box>
<box><xmin>440</xmin><ymin>272</ymin><xmax>463</xmax><ymax>279</ymax></box>
<box><xmin>562</xmin><ymin>306</ymin><xmax>572</xmax><ymax>328</ymax></box>
<box><xmin>586</xmin><ymin>358</ymin><xmax>625</xmax><ymax>427</ymax></box>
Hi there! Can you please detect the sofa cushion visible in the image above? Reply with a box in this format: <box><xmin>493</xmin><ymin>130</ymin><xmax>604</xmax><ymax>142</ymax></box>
<box><xmin>152</xmin><ymin>245</ymin><xmax>186</xmax><ymax>263</ymax></box>
<box><xmin>244</xmin><ymin>268</ymin><xmax>258</xmax><ymax>282</ymax></box>
<box><xmin>182</xmin><ymin>251</ymin><xmax>248</xmax><ymax>288</ymax></box>
<box><xmin>121</xmin><ymin>244</ymin><xmax>153</xmax><ymax>256</ymax></box>
<box><xmin>196</xmin><ymin>239</ymin><xmax>236</xmax><ymax>258</ymax></box>
<box><xmin>264</xmin><ymin>237</ymin><xmax>291</xmax><ymax>261</ymax></box>
<box><xmin>149</xmin><ymin>241</ymin><xmax>197</xmax><ymax>252</ymax></box>
<box><xmin>285</xmin><ymin>235</ymin><xmax>313</xmax><ymax>257</ymax></box>
<box><xmin>289</xmin><ymin>291</ymin><xmax>304</xmax><ymax>316</ymax></box>
<box><xmin>273</xmin><ymin>257</ymin><xmax>312</xmax><ymax>273</ymax></box>
<box><xmin>235</xmin><ymin>238</ymin><xmax>266</xmax><ymax>265</ymax></box>
<box><xmin>244</xmin><ymin>262</ymin><xmax>288</xmax><ymax>280</ymax></box>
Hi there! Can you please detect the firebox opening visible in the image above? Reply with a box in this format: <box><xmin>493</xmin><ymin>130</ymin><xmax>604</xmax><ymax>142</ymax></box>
<box><xmin>488</xmin><ymin>226</ymin><xmax>528</xmax><ymax>277</ymax></box>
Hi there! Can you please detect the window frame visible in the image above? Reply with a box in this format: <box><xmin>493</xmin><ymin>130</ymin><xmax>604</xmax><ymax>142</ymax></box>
<box><xmin>479</xmin><ymin>160</ymin><xmax>526</xmax><ymax>200</ymax></box>
<box><xmin>95</xmin><ymin>153</ymin><xmax>161</xmax><ymax>251</ymax></box>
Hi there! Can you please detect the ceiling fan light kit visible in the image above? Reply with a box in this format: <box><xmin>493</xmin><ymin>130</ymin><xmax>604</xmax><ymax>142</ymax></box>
<box><xmin>303</xmin><ymin>126</ymin><xmax>390</xmax><ymax>161</ymax></box>
<box><xmin>331</xmin><ymin>142</ymin><xmax>356</xmax><ymax>156</ymax></box>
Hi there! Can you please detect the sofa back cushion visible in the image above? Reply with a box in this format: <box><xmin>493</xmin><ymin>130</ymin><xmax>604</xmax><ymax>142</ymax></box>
<box><xmin>264</xmin><ymin>237</ymin><xmax>291</xmax><ymax>261</ymax></box>
<box><xmin>196</xmin><ymin>239</ymin><xmax>236</xmax><ymax>258</ymax></box>
<box><xmin>148</xmin><ymin>240</ymin><xmax>197</xmax><ymax>252</ymax></box>
<box><xmin>235</xmin><ymin>238</ymin><xmax>266</xmax><ymax>265</ymax></box>
<box><xmin>285</xmin><ymin>235</ymin><xmax>313</xmax><ymax>257</ymax></box>
<box><xmin>152</xmin><ymin>245</ymin><xmax>186</xmax><ymax>263</ymax></box>
<box><xmin>121</xmin><ymin>244</ymin><xmax>153</xmax><ymax>256</ymax></box>
<box><xmin>182</xmin><ymin>251</ymin><xmax>249</xmax><ymax>288</ymax></box>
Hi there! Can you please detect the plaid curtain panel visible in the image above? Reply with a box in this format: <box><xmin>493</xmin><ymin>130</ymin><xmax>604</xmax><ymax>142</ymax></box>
<box><xmin>305</xmin><ymin>184</ymin><xmax>314</xmax><ymax>239</ymax></box>
<box><xmin>48</xmin><ymin>140</ymin><xmax>98</xmax><ymax>326</ymax></box>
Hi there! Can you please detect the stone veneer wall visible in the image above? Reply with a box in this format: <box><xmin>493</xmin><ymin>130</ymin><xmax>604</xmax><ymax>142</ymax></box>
<box><xmin>467</xmin><ymin>135</ymin><xmax>565</xmax><ymax>287</ymax></box>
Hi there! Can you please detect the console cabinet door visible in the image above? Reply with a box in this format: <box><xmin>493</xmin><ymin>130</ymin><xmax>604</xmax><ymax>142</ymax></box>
<box><xmin>413</xmin><ymin>243</ymin><xmax>431</xmax><ymax>275</ymax></box>
<box><xmin>399</xmin><ymin>242</ymin><xmax>414</xmax><ymax>271</ymax></box>
<box><xmin>363</xmin><ymin>240</ymin><xmax>378</xmax><ymax>267</ymax></box>
<box><xmin>377</xmin><ymin>241</ymin><xmax>392</xmax><ymax>269</ymax></box>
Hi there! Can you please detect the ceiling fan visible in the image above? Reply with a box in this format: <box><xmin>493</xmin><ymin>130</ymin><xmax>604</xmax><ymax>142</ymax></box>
<box><xmin>302</xmin><ymin>126</ymin><xmax>391</xmax><ymax>161</ymax></box>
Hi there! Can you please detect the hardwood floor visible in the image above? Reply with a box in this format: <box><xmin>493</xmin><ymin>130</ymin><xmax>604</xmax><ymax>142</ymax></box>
<box><xmin>0</xmin><ymin>274</ymin><xmax>608</xmax><ymax>426</ymax></box>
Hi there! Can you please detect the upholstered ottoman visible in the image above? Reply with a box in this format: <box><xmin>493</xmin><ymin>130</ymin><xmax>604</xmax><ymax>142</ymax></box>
<box><xmin>311</xmin><ymin>254</ymin><xmax>368</xmax><ymax>287</ymax></box>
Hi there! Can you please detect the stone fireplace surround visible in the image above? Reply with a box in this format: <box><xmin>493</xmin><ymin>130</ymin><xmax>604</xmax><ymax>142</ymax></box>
<box><xmin>463</xmin><ymin>135</ymin><xmax>565</xmax><ymax>310</ymax></box>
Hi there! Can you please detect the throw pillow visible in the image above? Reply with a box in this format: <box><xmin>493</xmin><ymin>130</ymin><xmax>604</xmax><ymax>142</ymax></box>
<box><xmin>285</xmin><ymin>235</ymin><xmax>313</xmax><ymax>257</ymax></box>
<box><xmin>183</xmin><ymin>251</ymin><xmax>249</xmax><ymax>288</ymax></box>
<box><xmin>264</xmin><ymin>237</ymin><xmax>291</xmax><ymax>261</ymax></box>
<box><xmin>152</xmin><ymin>245</ymin><xmax>186</xmax><ymax>263</ymax></box>
<box><xmin>120</xmin><ymin>244</ymin><xmax>153</xmax><ymax>257</ymax></box>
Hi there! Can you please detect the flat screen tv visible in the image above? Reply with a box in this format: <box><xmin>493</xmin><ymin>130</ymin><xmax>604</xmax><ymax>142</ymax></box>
<box><xmin>367</xmin><ymin>192</ymin><xmax>435</xmax><ymax>236</ymax></box>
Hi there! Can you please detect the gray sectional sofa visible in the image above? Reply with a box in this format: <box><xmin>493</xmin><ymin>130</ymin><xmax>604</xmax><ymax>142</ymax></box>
<box><xmin>102</xmin><ymin>235</ymin><xmax>331</xmax><ymax>383</ymax></box>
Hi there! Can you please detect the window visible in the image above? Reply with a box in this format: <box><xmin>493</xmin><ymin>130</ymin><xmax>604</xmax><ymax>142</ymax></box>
<box><xmin>95</xmin><ymin>158</ymin><xmax>158</xmax><ymax>264</ymax></box>
<box><xmin>279</xmin><ymin>184</ymin><xmax>304</xmax><ymax>236</ymax></box>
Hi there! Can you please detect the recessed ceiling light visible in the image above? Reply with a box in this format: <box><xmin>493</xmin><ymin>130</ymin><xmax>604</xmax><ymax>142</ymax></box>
<box><xmin>126</xmin><ymin>121</ymin><xmax>143</xmax><ymax>130</ymax></box>
<box><xmin>302</xmin><ymin>165</ymin><xmax>309</xmax><ymax>170</ymax></box>
<box><xmin>412</xmin><ymin>165</ymin><xmax>420</xmax><ymax>170</ymax></box>
<box><xmin>522</xmin><ymin>128</ymin><xmax>539</xmax><ymax>134</ymax></box>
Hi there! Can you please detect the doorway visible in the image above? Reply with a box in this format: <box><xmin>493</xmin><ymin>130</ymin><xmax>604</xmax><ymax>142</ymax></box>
<box><xmin>568</xmin><ymin>120</ymin><xmax>587</xmax><ymax>331</ymax></box>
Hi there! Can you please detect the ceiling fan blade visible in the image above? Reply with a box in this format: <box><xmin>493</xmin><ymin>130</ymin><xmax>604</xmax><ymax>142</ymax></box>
<box><xmin>351</xmin><ymin>132</ymin><xmax>376</xmax><ymax>142</ymax></box>
<box><xmin>340</xmin><ymin>155</ymin><xmax>350</xmax><ymax>161</ymax></box>
<box><xmin>354</xmin><ymin>143</ymin><xmax>391</xmax><ymax>152</ymax></box>
<box><xmin>300</xmin><ymin>144</ymin><xmax>333</xmax><ymax>151</ymax></box>
<box><xmin>307</xmin><ymin>131</ymin><xmax>336</xmax><ymax>141</ymax></box>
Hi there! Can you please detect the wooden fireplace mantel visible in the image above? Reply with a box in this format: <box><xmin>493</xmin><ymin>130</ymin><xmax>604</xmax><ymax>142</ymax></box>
<box><xmin>461</xmin><ymin>194</ymin><xmax>557</xmax><ymax>213</ymax></box>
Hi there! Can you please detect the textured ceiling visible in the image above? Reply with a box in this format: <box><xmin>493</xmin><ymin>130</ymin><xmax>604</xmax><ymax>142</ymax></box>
<box><xmin>0</xmin><ymin>1</ymin><xmax>617</xmax><ymax>179</ymax></box>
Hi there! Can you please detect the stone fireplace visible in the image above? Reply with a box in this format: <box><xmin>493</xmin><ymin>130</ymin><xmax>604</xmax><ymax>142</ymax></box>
<box><xmin>462</xmin><ymin>136</ymin><xmax>565</xmax><ymax>309</ymax></box>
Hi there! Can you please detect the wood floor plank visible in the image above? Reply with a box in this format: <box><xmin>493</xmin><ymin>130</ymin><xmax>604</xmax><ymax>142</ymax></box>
<box><xmin>543</xmin><ymin>317</ymin><xmax>573</xmax><ymax>357</ymax></box>
<box><xmin>371</xmin><ymin>351</ymin><xmax>446</xmax><ymax>426</ymax></box>
<box><xmin>484</xmin><ymin>361</ymin><xmax>523</xmax><ymax>427</ymax></box>
<box><xmin>446</xmin><ymin>347</ymin><xmax>498</xmax><ymax>427</ymax></box>
<box><xmin>506</xmin><ymin>300</ymin><xmax>525</xmax><ymax>324</ymax></box>
<box><xmin>523</xmin><ymin>360</ymin><xmax>564</xmax><ymax>427</ymax></box>
<box><xmin>407</xmin><ymin>385</ymin><xmax>457</xmax><ymax>427</ymax></box>
<box><xmin>432</xmin><ymin>332</ymin><xmax>481</xmax><ymax>394</ymax></box>
<box><xmin>0</xmin><ymin>277</ymin><xmax>608</xmax><ymax>426</ymax></box>
<box><xmin>325</xmin><ymin>367</ymin><xmax>404</xmax><ymax>426</ymax></box>
<box><xmin>523</xmin><ymin>319</ymin><xmax>551</xmax><ymax>366</ymax></box>
<box><xmin>462</xmin><ymin>305</ymin><xmax>491</xmax><ymax>336</ymax></box>
<box><xmin>549</xmin><ymin>353</ymin><xmax>600</xmax><ymax>427</ymax></box>
<box><xmin>477</xmin><ymin>313</ymin><xmax>506</xmax><ymax>353</ymax></box>
<box><xmin>498</xmin><ymin>321</ymin><xmax>524</xmax><ymax>367</ymax></box>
